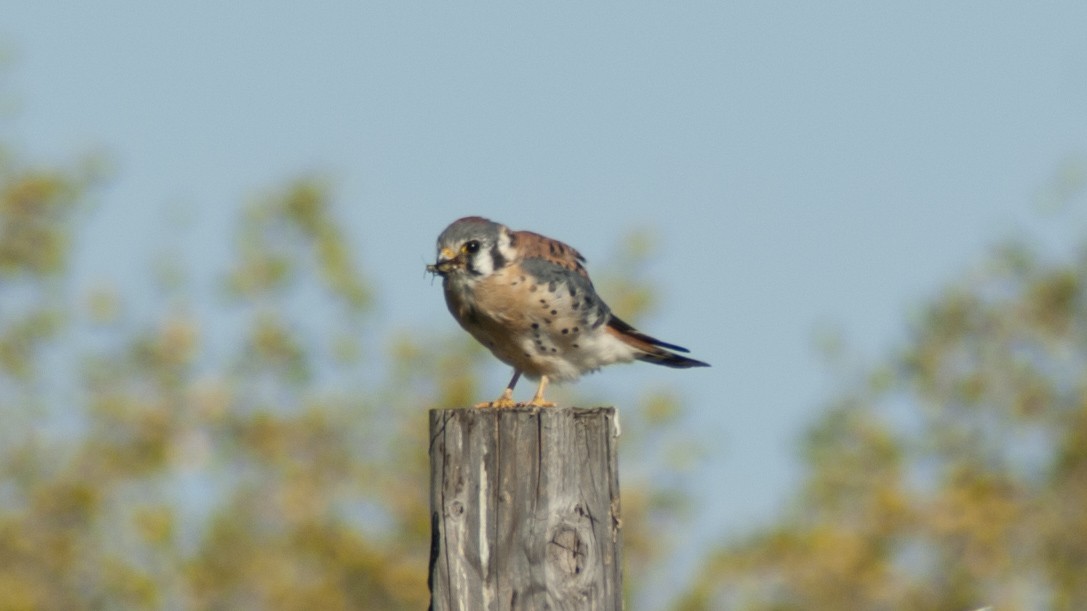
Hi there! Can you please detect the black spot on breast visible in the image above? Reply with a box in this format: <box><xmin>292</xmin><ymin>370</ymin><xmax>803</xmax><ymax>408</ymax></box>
<box><xmin>548</xmin><ymin>281</ymin><xmax>557</xmax><ymax>292</ymax></box>
<box><xmin>572</xmin><ymin>301</ymin><xmax>580</xmax><ymax>308</ymax></box>
<box><xmin>569</xmin><ymin>287</ymin><xmax>578</xmax><ymax>297</ymax></box>
<box><xmin>572</xmin><ymin>327</ymin><xmax>580</xmax><ymax>333</ymax></box>
<box><xmin>572</xmin><ymin>343</ymin><xmax>580</xmax><ymax>348</ymax></box>
<box><xmin>550</xmin><ymin>309</ymin><xmax>557</xmax><ymax>315</ymax></box>
<box><xmin>561</xmin><ymin>328</ymin><xmax>569</xmax><ymax>334</ymax></box>
<box><xmin>550</xmin><ymin>347</ymin><xmax>557</xmax><ymax>353</ymax></box>
<box><xmin>531</xmin><ymin>323</ymin><xmax>539</xmax><ymax>330</ymax></box>
<box><xmin>530</xmin><ymin>285</ymin><xmax>538</xmax><ymax>292</ymax></box>
<box><xmin>543</xmin><ymin>318</ymin><xmax>551</xmax><ymax>324</ymax></box>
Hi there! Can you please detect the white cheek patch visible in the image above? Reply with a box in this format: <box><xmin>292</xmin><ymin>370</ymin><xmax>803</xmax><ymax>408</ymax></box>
<box><xmin>495</xmin><ymin>229</ymin><xmax>517</xmax><ymax>266</ymax></box>
<box><xmin>469</xmin><ymin>247</ymin><xmax>494</xmax><ymax>276</ymax></box>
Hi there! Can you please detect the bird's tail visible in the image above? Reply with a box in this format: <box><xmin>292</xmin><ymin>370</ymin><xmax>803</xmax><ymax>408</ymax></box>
<box><xmin>606</xmin><ymin>316</ymin><xmax>710</xmax><ymax>369</ymax></box>
<box><xmin>634</xmin><ymin>349</ymin><xmax>711</xmax><ymax>368</ymax></box>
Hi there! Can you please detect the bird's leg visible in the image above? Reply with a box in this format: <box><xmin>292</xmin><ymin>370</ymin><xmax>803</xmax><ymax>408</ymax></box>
<box><xmin>523</xmin><ymin>375</ymin><xmax>557</xmax><ymax>408</ymax></box>
<box><xmin>474</xmin><ymin>369</ymin><xmax>521</xmax><ymax>408</ymax></box>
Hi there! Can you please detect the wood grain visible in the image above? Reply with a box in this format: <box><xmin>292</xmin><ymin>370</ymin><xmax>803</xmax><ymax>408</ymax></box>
<box><xmin>429</xmin><ymin>407</ymin><xmax>623</xmax><ymax>611</ymax></box>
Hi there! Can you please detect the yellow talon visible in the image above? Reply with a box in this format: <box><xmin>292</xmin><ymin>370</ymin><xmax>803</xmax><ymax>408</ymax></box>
<box><xmin>473</xmin><ymin>372</ymin><xmax>556</xmax><ymax>408</ymax></box>
<box><xmin>473</xmin><ymin>399</ymin><xmax>518</xmax><ymax>409</ymax></box>
<box><xmin>474</xmin><ymin>385</ymin><xmax>517</xmax><ymax>409</ymax></box>
<box><xmin>524</xmin><ymin>376</ymin><xmax>556</xmax><ymax>408</ymax></box>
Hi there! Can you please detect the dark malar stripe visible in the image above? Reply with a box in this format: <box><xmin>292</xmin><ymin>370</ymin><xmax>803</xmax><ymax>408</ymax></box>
<box><xmin>490</xmin><ymin>243</ymin><xmax>508</xmax><ymax>270</ymax></box>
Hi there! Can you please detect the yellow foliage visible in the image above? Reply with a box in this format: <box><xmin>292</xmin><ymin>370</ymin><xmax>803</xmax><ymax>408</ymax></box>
<box><xmin>0</xmin><ymin>164</ymin><xmax>690</xmax><ymax>609</ymax></box>
<box><xmin>680</xmin><ymin>241</ymin><xmax>1087</xmax><ymax>610</ymax></box>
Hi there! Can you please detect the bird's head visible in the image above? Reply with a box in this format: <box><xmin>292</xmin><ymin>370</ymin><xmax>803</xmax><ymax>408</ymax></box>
<box><xmin>427</xmin><ymin>216</ymin><xmax>515</xmax><ymax>281</ymax></box>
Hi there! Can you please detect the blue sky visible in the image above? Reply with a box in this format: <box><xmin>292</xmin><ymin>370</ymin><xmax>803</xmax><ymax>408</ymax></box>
<box><xmin>5</xmin><ymin>0</ymin><xmax>1087</xmax><ymax>585</ymax></box>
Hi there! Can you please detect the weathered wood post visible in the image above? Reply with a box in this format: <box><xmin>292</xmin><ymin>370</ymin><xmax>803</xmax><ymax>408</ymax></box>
<box><xmin>428</xmin><ymin>406</ymin><xmax>623</xmax><ymax>611</ymax></box>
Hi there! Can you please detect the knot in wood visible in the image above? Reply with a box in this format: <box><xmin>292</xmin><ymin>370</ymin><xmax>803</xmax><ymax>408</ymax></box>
<box><xmin>548</xmin><ymin>525</ymin><xmax>588</xmax><ymax>577</ymax></box>
<box><xmin>429</xmin><ymin>407</ymin><xmax>622</xmax><ymax>611</ymax></box>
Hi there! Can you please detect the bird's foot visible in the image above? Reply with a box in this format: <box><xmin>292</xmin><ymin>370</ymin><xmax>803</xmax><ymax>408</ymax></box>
<box><xmin>474</xmin><ymin>387</ymin><xmax>518</xmax><ymax>409</ymax></box>
<box><xmin>473</xmin><ymin>398</ymin><xmax>518</xmax><ymax>409</ymax></box>
<box><xmin>520</xmin><ymin>376</ymin><xmax>556</xmax><ymax>408</ymax></box>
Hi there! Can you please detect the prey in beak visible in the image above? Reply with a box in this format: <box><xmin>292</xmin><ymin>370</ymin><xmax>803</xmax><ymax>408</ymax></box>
<box><xmin>426</xmin><ymin>247</ymin><xmax>460</xmax><ymax>277</ymax></box>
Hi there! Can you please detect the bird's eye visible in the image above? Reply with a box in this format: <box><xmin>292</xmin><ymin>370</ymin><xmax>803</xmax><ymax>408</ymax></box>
<box><xmin>464</xmin><ymin>240</ymin><xmax>481</xmax><ymax>254</ymax></box>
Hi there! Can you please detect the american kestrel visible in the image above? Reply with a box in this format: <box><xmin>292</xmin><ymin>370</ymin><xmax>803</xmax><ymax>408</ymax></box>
<box><xmin>426</xmin><ymin>216</ymin><xmax>709</xmax><ymax>408</ymax></box>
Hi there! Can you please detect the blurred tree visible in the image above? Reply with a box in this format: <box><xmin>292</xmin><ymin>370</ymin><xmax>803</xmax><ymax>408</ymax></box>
<box><xmin>678</xmin><ymin>231</ymin><xmax>1087</xmax><ymax>609</ymax></box>
<box><xmin>0</xmin><ymin>137</ymin><xmax>693</xmax><ymax>608</ymax></box>
<box><xmin>10</xmin><ymin>69</ymin><xmax>1084</xmax><ymax>609</ymax></box>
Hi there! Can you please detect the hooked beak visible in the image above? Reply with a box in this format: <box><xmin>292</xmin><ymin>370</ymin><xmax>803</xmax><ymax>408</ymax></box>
<box><xmin>426</xmin><ymin>247</ymin><xmax>460</xmax><ymax>276</ymax></box>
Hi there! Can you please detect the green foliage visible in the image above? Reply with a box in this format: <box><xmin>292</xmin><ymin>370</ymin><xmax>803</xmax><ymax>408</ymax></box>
<box><xmin>12</xmin><ymin>98</ymin><xmax>1087</xmax><ymax>610</ymax></box>
<box><xmin>679</xmin><ymin>236</ymin><xmax>1087</xmax><ymax>610</ymax></box>
<box><xmin>227</xmin><ymin>179</ymin><xmax>370</xmax><ymax>311</ymax></box>
<box><xmin>0</xmin><ymin>142</ymin><xmax>693</xmax><ymax>609</ymax></box>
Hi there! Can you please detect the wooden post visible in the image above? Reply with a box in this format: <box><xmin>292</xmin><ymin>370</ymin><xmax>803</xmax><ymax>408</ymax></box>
<box><xmin>428</xmin><ymin>406</ymin><xmax>623</xmax><ymax>611</ymax></box>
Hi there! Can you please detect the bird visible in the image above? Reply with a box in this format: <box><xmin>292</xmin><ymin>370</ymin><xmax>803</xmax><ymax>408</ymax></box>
<box><xmin>426</xmin><ymin>216</ymin><xmax>709</xmax><ymax>408</ymax></box>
